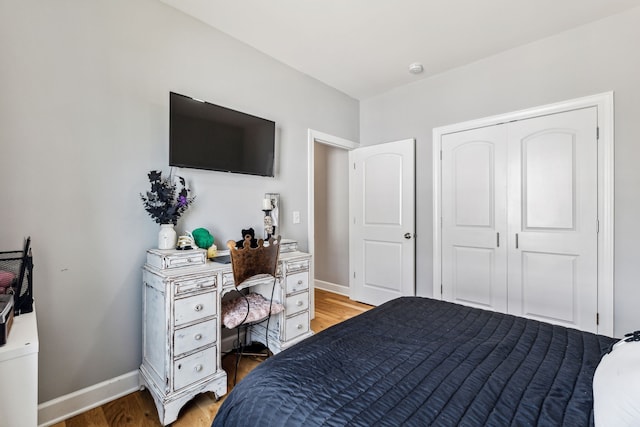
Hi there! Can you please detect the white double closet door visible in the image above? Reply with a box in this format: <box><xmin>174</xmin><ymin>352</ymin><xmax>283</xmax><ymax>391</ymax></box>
<box><xmin>441</xmin><ymin>107</ymin><xmax>598</xmax><ymax>332</ymax></box>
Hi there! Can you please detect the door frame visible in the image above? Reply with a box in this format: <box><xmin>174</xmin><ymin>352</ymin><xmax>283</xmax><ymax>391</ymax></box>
<box><xmin>432</xmin><ymin>92</ymin><xmax>614</xmax><ymax>336</ymax></box>
<box><xmin>307</xmin><ymin>129</ymin><xmax>359</xmax><ymax>316</ymax></box>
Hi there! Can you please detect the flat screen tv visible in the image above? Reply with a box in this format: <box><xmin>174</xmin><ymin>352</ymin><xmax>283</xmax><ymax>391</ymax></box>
<box><xmin>169</xmin><ymin>92</ymin><xmax>275</xmax><ymax>177</ymax></box>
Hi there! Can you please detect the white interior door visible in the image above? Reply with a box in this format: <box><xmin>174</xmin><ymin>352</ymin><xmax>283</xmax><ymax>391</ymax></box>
<box><xmin>441</xmin><ymin>125</ymin><xmax>508</xmax><ymax>312</ymax></box>
<box><xmin>349</xmin><ymin>139</ymin><xmax>415</xmax><ymax>306</ymax></box>
<box><xmin>507</xmin><ymin>107</ymin><xmax>598</xmax><ymax>332</ymax></box>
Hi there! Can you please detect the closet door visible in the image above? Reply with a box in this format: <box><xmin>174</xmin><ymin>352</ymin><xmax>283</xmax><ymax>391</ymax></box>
<box><xmin>507</xmin><ymin>107</ymin><xmax>598</xmax><ymax>332</ymax></box>
<box><xmin>441</xmin><ymin>126</ymin><xmax>508</xmax><ymax>312</ymax></box>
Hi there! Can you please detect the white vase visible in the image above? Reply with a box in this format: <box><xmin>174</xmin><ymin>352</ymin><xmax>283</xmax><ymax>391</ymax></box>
<box><xmin>158</xmin><ymin>223</ymin><xmax>177</xmax><ymax>250</ymax></box>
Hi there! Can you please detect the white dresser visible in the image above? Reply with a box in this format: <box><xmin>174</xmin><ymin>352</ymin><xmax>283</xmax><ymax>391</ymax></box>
<box><xmin>139</xmin><ymin>246</ymin><xmax>313</xmax><ymax>425</ymax></box>
<box><xmin>140</xmin><ymin>249</ymin><xmax>227</xmax><ymax>426</ymax></box>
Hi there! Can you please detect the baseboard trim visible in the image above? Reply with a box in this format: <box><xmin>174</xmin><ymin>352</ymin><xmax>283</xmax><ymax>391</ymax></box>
<box><xmin>38</xmin><ymin>370</ymin><xmax>140</xmax><ymax>427</ymax></box>
<box><xmin>314</xmin><ymin>280</ymin><xmax>349</xmax><ymax>296</ymax></box>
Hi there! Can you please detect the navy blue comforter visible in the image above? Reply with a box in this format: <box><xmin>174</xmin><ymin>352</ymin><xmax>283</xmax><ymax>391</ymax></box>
<box><xmin>213</xmin><ymin>297</ymin><xmax>615</xmax><ymax>426</ymax></box>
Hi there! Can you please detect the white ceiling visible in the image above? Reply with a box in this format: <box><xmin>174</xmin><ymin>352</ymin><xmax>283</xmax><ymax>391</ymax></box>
<box><xmin>160</xmin><ymin>0</ymin><xmax>639</xmax><ymax>100</ymax></box>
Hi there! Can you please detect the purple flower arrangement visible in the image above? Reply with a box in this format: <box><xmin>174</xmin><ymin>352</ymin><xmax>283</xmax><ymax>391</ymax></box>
<box><xmin>140</xmin><ymin>170</ymin><xmax>194</xmax><ymax>225</ymax></box>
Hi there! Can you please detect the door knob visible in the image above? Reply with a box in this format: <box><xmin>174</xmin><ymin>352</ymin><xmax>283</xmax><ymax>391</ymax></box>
<box><xmin>404</xmin><ymin>233</ymin><xmax>413</xmax><ymax>239</ymax></box>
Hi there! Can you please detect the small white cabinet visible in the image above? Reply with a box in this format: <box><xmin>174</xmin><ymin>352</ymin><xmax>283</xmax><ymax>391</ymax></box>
<box><xmin>0</xmin><ymin>309</ymin><xmax>38</xmax><ymax>427</ymax></box>
<box><xmin>139</xmin><ymin>250</ymin><xmax>226</xmax><ymax>426</ymax></box>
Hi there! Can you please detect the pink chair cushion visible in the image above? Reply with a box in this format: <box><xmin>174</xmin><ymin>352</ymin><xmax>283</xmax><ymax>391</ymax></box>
<box><xmin>221</xmin><ymin>293</ymin><xmax>284</xmax><ymax>329</ymax></box>
<box><xmin>0</xmin><ymin>270</ymin><xmax>16</xmax><ymax>290</ymax></box>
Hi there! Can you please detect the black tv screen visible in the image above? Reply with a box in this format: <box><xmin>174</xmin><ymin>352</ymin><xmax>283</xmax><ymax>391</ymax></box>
<box><xmin>169</xmin><ymin>92</ymin><xmax>275</xmax><ymax>177</ymax></box>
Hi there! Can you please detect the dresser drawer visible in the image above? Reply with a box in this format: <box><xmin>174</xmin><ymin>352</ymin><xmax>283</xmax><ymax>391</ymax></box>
<box><xmin>174</xmin><ymin>293</ymin><xmax>216</xmax><ymax>326</ymax></box>
<box><xmin>285</xmin><ymin>311</ymin><xmax>309</xmax><ymax>341</ymax></box>
<box><xmin>147</xmin><ymin>249</ymin><xmax>206</xmax><ymax>270</ymax></box>
<box><xmin>285</xmin><ymin>272</ymin><xmax>308</xmax><ymax>294</ymax></box>
<box><xmin>221</xmin><ymin>271</ymin><xmax>234</xmax><ymax>288</ymax></box>
<box><xmin>286</xmin><ymin>259</ymin><xmax>309</xmax><ymax>274</ymax></box>
<box><xmin>174</xmin><ymin>276</ymin><xmax>217</xmax><ymax>295</ymax></box>
<box><xmin>222</xmin><ymin>271</ymin><xmax>277</xmax><ymax>290</ymax></box>
<box><xmin>279</xmin><ymin>240</ymin><xmax>298</xmax><ymax>253</ymax></box>
<box><xmin>174</xmin><ymin>319</ymin><xmax>217</xmax><ymax>357</ymax></box>
<box><xmin>285</xmin><ymin>292</ymin><xmax>308</xmax><ymax>316</ymax></box>
<box><xmin>174</xmin><ymin>346</ymin><xmax>216</xmax><ymax>390</ymax></box>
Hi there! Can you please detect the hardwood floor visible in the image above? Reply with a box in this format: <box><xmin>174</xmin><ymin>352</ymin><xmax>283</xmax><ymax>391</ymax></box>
<box><xmin>52</xmin><ymin>289</ymin><xmax>372</xmax><ymax>427</ymax></box>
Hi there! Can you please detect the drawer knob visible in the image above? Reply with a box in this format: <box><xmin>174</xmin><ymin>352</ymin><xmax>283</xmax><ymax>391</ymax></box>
<box><xmin>194</xmin><ymin>304</ymin><xmax>203</xmax><ymax>312</ymax></box>
<box><xmin>194</xmin><ymin>364</ymin><xmax>203</xmax><ymax>372</ymax></box>
<box><xmin>194</xmin><ymin>333</ymin><xmax>202</xmax><ymax>340</ymax></box>
<box><xmin>297</xmin><ymin>324</ymin><xmax>303</xmax><ymax>330</ymax></box>
<box><xmin>297</xmin><ymin>280</ymin><xmax>303</xmax><ymax>285</ymax></box>
<box><xmin>296</xmin><ymin>300</ymin><xmax>303</xmax><ymax>307</ymax></box>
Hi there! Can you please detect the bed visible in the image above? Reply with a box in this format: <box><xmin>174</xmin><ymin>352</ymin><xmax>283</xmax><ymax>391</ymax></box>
<box><xmin>212</xmin><ymin>297</ymin><xmax>616</xmax><ymax>426</ymax></box>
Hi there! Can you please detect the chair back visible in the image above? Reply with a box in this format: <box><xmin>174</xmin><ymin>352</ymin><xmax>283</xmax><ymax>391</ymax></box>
<box><xmin>226</xmin><ymin>235</ymin><xmax>281</xmax><ymax>287</ymax></box>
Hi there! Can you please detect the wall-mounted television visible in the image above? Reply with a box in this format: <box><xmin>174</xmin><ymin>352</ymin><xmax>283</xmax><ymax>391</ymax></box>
<box><xmin>169</xmin><ymin>92</ymin><xmax>275</xmax><ymax>177</ymax></box>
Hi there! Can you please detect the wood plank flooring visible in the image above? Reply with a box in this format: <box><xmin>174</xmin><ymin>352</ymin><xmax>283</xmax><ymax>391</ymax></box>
<box><xmin>52</xmin><ymin>289</ymin><xmax>372</xmax><ymax>427</ymax></box>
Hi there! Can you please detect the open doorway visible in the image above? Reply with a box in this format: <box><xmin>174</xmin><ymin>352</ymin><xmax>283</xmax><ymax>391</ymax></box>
<box><xmin>307</xmin><ymin>130</ymin><xmax>358</xmax><ymax>317</ymax></box>
<box><xmin>314</xmin><ymin>142</ymin><xmax>349</xmax><ymax>294</ymax></box>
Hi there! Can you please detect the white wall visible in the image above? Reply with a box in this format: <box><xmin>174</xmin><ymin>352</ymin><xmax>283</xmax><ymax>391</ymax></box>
<box><xmin>360</xmin><ymin>6</ymin><xmax>640</xmax><ymax>337</ymax></box>
<box><xmin>0</xmin><ymin>0</ymin><xmax>358</xmax><ymax>403</ymax></box>
<box><xmin>314</xmin><ymin>143</ymin><xmax>349</xmax><ymax>290</ymax></box>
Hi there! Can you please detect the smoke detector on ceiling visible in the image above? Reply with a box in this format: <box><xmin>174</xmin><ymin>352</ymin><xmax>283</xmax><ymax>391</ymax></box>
<box><xmin>408</xmin><ymin>62</ymin><xmax>424</xmax><ymax>74</ymax></box>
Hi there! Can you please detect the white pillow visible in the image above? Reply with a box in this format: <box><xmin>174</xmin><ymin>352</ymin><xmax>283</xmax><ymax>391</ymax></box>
<box><xmin>593</xmin><ymin>337</ymin><xmax>640</xmax><ymax>426</ymax></box>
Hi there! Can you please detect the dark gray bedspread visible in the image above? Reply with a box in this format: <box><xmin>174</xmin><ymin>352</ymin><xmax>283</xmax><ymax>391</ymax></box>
<box><xmin>213</xmin><ymin>297</ymin><xmax>615</xmax><ymax>426</ymax></box>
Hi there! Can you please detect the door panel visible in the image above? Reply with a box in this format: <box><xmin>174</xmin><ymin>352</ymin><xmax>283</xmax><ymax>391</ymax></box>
<box><xmin>349</xmin><ymin>139</ymin><xmax>415</xmax><ymax>306</ymax></box>
<box><xmin>441</xmin><ymin>126</ymin><xmax>508</xmax><ymax>312</ymax></box>
<box><xmin>452</xmin><ymin>246</ymin><xmax>494</xmax><ymax>307</ymax></box>
<box><xmin>454</xmin><ymin>143</ymin><xmax>494</xmax><ymax>227</ymax></box>
<box><xmin>507</xmin><ymin>107</ymin><xmax>598</xmax><ymax>332</ymax></box>
<box><xmin>364</xmin><ymin>154</ymin><xmax>402</xmax><ymax>225</ymax></box>
<box><xmin>520</xmin><ymin>251</ymin><xmax>577</xmax><ymax>323</ymax></box>
<box><xmin>364</xmin><ymin>240</ymin><xmax>403</xmax><ymax>291</ymax></box>
<box><xmin>523</xmin><ymin>133</ymin><xmax>575</xmax><ymax>229</ymax></box>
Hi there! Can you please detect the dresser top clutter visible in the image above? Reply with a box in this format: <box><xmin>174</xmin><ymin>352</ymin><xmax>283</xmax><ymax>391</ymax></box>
<box><xmin>139</xmin><ymin>238</ymin><xmax>313</xmax><ymax>425</ymax></box>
